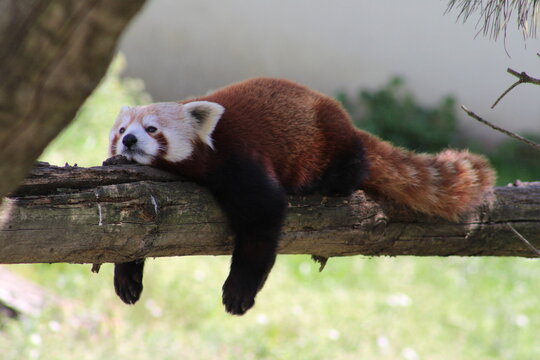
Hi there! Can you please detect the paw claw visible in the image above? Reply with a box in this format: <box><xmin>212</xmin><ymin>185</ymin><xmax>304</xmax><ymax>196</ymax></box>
<box><xmin>115</xmin><ymin>276</ymin><xmax>142</xmax><ymax>305</ymax></box>
<box><xmin>222</xmin><ymin>276</ymin><xmax>256</xmax><ymax>315</ymax></box>
<box><xmin>114</xmin><ymin>261</ymin><xmax>144</xmax><ymax>305</ymax></box>
<box><xmin>102</xmin><ymin>155</ymin><xmax>133</xmax><ymax>166</ymax></box>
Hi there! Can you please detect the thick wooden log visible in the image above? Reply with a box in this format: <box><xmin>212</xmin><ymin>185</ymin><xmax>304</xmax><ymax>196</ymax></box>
<box><xmin>1</xmin><ymin>164</ymin><xmax>539</xmax><ymax>263</ymax></box>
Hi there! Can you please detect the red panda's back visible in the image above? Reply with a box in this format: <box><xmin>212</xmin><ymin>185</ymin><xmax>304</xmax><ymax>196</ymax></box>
<box><xmin>193</xmin><ymin>78</ymin><xmax>359</xmax><ymax>189</ymax></box>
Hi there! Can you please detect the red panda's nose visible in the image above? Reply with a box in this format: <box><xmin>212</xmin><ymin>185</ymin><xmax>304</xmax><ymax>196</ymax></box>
<box><xmin>122</xmin><ymin>134</ymin><xmax>138</xmax><ymax>148</ymax></box>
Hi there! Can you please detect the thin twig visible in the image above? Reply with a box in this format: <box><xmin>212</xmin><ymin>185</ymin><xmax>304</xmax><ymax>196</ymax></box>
<box><xmin>491</xmin><ymin>67</ymin><xmax>540</xmax><ymax>108</ymax></box>
<box><xmin>461</xmin><ymin>105</ymin><xmax>540</xmax><ymax>152</ymax></box>
<box><xmin>507</xmin><ymin>223</ymin><xmax>540</xmax><ymax>257</ymax></box>
<box><xmin>507</xmin><ymin>68</ymin><xmax>540</xmax><ymax>85</ymax></box>
<box><xmin>491</xmin><ymin>79</ymin><xmax>523</xmax><ymax>108</ymax></box>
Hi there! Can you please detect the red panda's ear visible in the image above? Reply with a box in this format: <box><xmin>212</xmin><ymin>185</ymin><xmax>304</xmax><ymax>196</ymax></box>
<box><xmin>184</xmin><ymin>101</ymin><xmax>225</xmax><ymax>149</ymax></box>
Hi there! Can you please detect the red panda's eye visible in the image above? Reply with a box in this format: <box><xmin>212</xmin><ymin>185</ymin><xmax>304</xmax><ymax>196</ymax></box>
<box><xmin>119</xmin><ymin>127</ymin><xmax>125</xmax><ymax>134</ymax></box>
<box><xmin>146</xmin><ymin>126</ymin><xmax>157</xmax><ymax>133</ymax></box>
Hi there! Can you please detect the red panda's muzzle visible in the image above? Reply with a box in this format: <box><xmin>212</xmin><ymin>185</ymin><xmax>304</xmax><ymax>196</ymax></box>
<box><xmin>122</xmin><ymin>133</ymin><xmax>138</xmax><ymax>149</ymax></box>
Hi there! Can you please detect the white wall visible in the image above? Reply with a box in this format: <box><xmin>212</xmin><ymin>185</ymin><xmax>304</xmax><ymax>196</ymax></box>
<box><xmin>119</xmin><ymin>0</ymin><xmax>540</xmax><ymax>143</ymax></box>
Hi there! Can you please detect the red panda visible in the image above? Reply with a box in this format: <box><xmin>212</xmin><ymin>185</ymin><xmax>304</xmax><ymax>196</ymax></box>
<box><xmin>108</xmin><ymin>77</ymin><xmax>495</xmax><ymax>315</ymax></box>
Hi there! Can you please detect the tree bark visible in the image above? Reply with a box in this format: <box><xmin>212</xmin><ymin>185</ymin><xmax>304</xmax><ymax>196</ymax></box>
<box><xmin>0</xmin><ymin>0</ymin><xmax>146</xmax><ymax>199</ymax></box>
<box><xmin>1</xmin><ymin>163</ymin><xmax>539</xmax><ymax>264</ymax></box>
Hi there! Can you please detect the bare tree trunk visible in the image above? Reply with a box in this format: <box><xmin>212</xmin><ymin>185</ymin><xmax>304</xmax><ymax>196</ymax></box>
<box><xmin>1</xmin><ymin>163</ymin><xmax>539</xmax><ymax>264</ymax></box>
<box><xmin>0</xmin><ymin>266</ymin><xmax>64</xmax><ymax>318</ymax></box>
<box><xmin>0</xmin><ymin>0</ymin><xmax>146</xmax><ymax>199</ymax></box>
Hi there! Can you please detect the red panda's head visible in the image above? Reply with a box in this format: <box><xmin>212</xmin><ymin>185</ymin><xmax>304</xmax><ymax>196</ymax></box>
<box><xmin>109</xmin><ymin>101</ymin><xmax>225</xmax><ymax>164</ymax></box>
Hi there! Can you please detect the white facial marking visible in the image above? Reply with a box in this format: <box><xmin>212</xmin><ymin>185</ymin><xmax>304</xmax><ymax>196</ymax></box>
<box><xmin>123</xmin><ymin>122</ymin><xmax>160</xmax><ymax>164</ymax></box>
<box><xmin>142</xmin><ymin>114</ymin><xmax>158</xmax><ymax>126</ymax></box>
<box><xmin>149</xmin><ymin>102</ymin><xmax>198</xmax><ymax>162</ymax></box>
<box><xmin>109</xmin><ymin>102</ymin><xmax>222</xmax><ymax>164</ymax></box>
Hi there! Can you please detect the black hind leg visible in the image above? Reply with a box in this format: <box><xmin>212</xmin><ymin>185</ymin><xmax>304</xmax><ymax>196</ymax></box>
<box><xmin>207</xmin><ymin>155</ymin><xmax>287</xmax><ymax>315</ymax></box>
<box><xmin>114</xmin><ymin>259</ymin><xmax>145</xmax><ymax>304</ymax></box>
<box><xmin>319</xmin><ymin>140</ymin><xmax>368</xmax><ymax>196</ymax></box>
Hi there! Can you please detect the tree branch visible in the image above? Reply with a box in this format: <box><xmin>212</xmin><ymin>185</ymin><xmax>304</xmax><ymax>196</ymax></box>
<box><xmin>1</xmin><ymin>164</ymin><xmax>539</xmax><ymax>264</ymax></box>
<box><xmin>492</xmin><ymin>67</ymin><xmax>540</xmax><ymax>108</ymax></box>
<box><xmin>507</xmin><ymin>223</ymin><xmax>540</xmax><ymax>257</ymax></box>
<box><xmin>491</xmin><ymin>78</ymin><xmax>525</xmax><ymax>109</ymax></box>
<box><xmin>507</xmin><ymin>68</ymin><xmax>540</xmax><ymax>86</ymax></box>
<box><xmin>461</xmin><ymin>105</ymin><xmax>540</xmax><ymax>152</ymax></box>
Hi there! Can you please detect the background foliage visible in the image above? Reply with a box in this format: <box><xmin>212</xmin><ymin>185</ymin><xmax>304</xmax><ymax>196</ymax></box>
<box><xmin>337</xmin><ymin>77</ymin><xmax>458</xmax><ymax>153</ymax></box>
<box><xmin>337</xmin><ymin>77</ymin><xmax>540</xmax><ymax>185</ymax></box>
<box><xmin>2</xmin><ymin>58</ymin><xmax>540</xmax><ymax>360</ymax></box>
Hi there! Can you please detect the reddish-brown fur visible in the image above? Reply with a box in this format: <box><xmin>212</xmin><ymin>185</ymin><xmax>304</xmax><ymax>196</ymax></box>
<box><xmin>131</xmin><ymin>78</ymin><xmax>495</xmax><ymax>220</ymax></box>
<box><xmin>357</xmin><ymin>131</ymin><xmax>495</xmax><ymax>220</ymax></box>
<box><xmin>110</xmin><ymin>134</ymin><xmax>119</xmax><ymax>156</ymax></box>
<box><xmin>175</xmin><ymin>78</ymin><xmax>495</xmax><ymax>220</ymax></box>
<box><xmin>179</xmin><ymin>78</ymin><xmax>363</xmax><ymax>188</ymax></box>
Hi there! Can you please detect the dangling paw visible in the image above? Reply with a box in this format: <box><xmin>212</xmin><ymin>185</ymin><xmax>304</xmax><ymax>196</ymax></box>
<box><xmin>114</xmin><ymin>261</ymin><xmax>144</xmax><ymax>305</ymax></box>
<box><xmin>222</xmin><ymin>273</ymin><xmax>258</xmax><ymax>315</ymax></box>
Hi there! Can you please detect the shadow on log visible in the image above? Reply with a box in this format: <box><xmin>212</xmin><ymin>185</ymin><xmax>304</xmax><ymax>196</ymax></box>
<box><xmin>1</xmin><ymin>163</ymin><xmax>539</xmax><ymax>264</ymax></box>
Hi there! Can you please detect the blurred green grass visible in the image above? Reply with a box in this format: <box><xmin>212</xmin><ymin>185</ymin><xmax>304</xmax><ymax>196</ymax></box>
<box><xmin>3</xmin><ymin>57</ymin><xmax>540</xmax><ymax>359</ymax></box>
<box><xmin>4</xmin><ymin>257</ymin><xmax>540</xmax><ymax>360</ymax></box>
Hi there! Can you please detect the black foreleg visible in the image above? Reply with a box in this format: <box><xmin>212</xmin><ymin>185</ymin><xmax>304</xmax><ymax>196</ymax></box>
<box><xmin>208</xmin><ymin>156</ymin><xmax>287</xmax><ymax>315</ymax></box>
<box><xmin>114</xmin><ymin>259</ymin><xmax>145</xmax><ymax>304</ymax></box>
